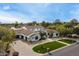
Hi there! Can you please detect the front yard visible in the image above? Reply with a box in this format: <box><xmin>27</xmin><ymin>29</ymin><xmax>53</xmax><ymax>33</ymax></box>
<box><xmin>33</xmin><ymin>41</ymin><xmax>66</xmax><ymax>53</ymax></box>
<box><xmin>58</xmin><ymin>39</ymin><xmax>76</xmax><ymax>44</ymax></box>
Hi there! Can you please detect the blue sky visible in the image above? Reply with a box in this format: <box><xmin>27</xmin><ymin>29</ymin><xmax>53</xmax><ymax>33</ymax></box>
<box><xmin>0</xmin><ymin>3</ymin><xmax>79</xmax><ymax>23</ymax></box>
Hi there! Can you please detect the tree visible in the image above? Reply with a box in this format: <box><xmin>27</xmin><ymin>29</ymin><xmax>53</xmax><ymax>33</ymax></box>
<box><xmin>53</xmin><ymin>19</ymin><xmax>62</xmax><ymax>25</ymax></box>
<box><xmin>14</xmin><ymin>21</ymin><xmax>19</xmax><ymax>28</ymax></box>
<box><xmin>64</xmin><ymin>22</ymin><xmax>73</xmax><ymax>28</ymax></box>
<box><xmin>33</xmin><ymin>21</ymin><xmax>37</xmax><ymax>25</ymax></box>
<box><xmin>41</xmin><ymin>21</ymin><xmax>50</xmax><ymax>27</ymax></box>
<box><xmin>0</xmin><ymin>41</ymin><xmax>5</xmax><ymax>55</ymax></box>
<box><xmin>56</xmin><ymin>25</ymin><xmax>66</xmax><ymax>36</ymax></box>
<box><xmin>0</xmin><ymin>26</ymin><xmax>16</xmax><ymax>53</ymax></box>
<box><xmin>73</xmin><ymin>24</ymin><xmax>79</xmax><ymax>35</ymax></box>
<box><xmin>27</xmin><ymin>21</ymin><xmax>38</xmax><ymax>26</ymax></box>
<box><xmin>47</xmin><ymin>25</ymin><xmax>56</xmax><ymax>30</ymax></box>
<box><xmin>69</xmin><ymin>19</ymin><xmax>78</xmax><ymax>26</ymax></box>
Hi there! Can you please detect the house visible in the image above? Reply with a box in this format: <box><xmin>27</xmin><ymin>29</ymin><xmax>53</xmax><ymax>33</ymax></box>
<box><xmin>11</xmin><ymin>26</ymin><xmax>46</xmax><ymax>42</ymax></box>
<box><xmin>11</xmin><ymin>25</ymin><xmax>59</xmax><ymax>42</ymax></box>
<box><xmin>46</xmin><ymin>29</ymin><xmax>59</xmax><ymax>38</ymax></box>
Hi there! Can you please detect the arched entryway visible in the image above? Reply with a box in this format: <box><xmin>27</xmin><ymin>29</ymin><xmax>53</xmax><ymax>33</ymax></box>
<box><xmin>16</xmin><ymin>35</ymin><xmax>24</xmax><ymax>40</ymax></box>
<box><xmin>20</xmin><ymin>35</ymin><xmax>24</xmax><ymax>39</ymax></box>
<box><xmin>16</xmin><ymin>35</ymin><xmax>19</xmax><ymax>38</ymax></box>
<box><xmin>25</xmin><ymin>37</ymin><xmax>27</xmax><ymax>40</ymax></box>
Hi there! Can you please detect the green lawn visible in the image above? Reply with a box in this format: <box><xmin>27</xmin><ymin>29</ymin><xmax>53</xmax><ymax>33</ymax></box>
<box><xmin>59</xmin><ymin>39</ymin><xmax>76</xmax><ymax>44</ymax></box>
<box><xmin>33</xmin><ymin>41</ymin><xmax>66</xmax><ymax>54</ymax></box>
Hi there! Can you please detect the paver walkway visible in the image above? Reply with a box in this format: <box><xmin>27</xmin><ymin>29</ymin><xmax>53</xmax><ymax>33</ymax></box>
<box><xmin>31</xmin><ymin>38</ymin><xmax>54</xmax><ymax>47</ymax></box>
<box><xmin>57</xmin><ymin>41</ymin><xmax>69</xmax><ymax>45</ymax></box>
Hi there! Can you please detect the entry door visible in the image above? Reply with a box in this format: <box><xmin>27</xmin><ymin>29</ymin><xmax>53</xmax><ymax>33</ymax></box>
<box><xmin>25</xmin><ymin>37</ymin><xmax>27</xmax><ymax>40</ymax></box>
<box><xmin>16</xmin><ymin>35</ymin><xmax>19</xmax><ymax>38</ymax></box>
<box><xmin>21</xmin><ymin>35</ymin><xmax>24</xmax><ymax>39</ymax></box>
<box><xmin>49</xmin><ymin>33</ymin><xmax>53</xmax><ymax>38</ymax></box>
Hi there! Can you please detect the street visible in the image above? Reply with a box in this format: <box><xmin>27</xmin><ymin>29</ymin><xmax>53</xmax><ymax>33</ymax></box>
<box><xmin>46</xmin><ymin>43</ymin><xmax>79</xmax><ymax>56</ymax></box>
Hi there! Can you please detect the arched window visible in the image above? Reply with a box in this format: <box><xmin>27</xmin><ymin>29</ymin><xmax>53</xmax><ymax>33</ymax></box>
<box><xmin>56</xmin><ymin>33</ymin><xmax>58</xmax><ymax>36</ymax></box>
<box><xmin>35</xmin><ymin>36</ymin><xmax>38</xmax><ymax>40</ymax></box>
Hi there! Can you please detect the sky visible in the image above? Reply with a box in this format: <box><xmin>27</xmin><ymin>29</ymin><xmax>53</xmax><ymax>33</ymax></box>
<box><xmin>0</xmin><ymin>3</ymin><xmax>79</xmax><ymax>23</ymax></box>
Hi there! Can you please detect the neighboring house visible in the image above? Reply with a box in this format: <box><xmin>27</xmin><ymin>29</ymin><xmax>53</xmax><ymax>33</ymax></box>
<box><xmin>11</xmin><ymin>25</ymin><xmax>59</xmax><ymax>42</ymax></box>
<box><xmin>46</xmin><ymin>29</ymin><xmax>59</xmax><ymax>38</ymax></box>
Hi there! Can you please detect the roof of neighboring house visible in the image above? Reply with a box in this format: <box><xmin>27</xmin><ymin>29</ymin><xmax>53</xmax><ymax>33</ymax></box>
<box><xmin>46</xmin><ymin>29</ymin><xmax>59</xmax><ymax>33</ymax></box>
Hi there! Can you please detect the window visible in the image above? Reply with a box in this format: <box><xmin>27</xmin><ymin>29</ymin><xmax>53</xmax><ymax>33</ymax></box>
<box><xmin>35</xmin><ymin>36</ymin><xmax>38</xmax><ymax>40</ymax></box>
<box><xmin>56</xmin><ymin>33</ymin><xmax>59</xmax><ymax>36</ymax></box>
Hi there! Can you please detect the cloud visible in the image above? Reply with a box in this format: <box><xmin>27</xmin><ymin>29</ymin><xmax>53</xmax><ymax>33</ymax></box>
<box><xmin>2</xmin><ymin>5</ymin><xmax>11</xmax><ymax>10</ymax></box>
<box><xmin>1</xmin><ymin>3</ymin><xmax>77</xmax><ymax>23</ymax></box>
<box><xmin>0</xmin><ymin>10</ymin><xmax>32</xmax><ymax>23</ymax></box>
<box><xmin>0</xmin><ymin>15</ymin><xmax>21</xmax><ymax>23</ymax></box>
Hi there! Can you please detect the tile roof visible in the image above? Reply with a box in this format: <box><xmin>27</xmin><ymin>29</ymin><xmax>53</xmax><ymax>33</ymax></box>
<box><xmin>12</xmin><ymin>25</ymin><xmax>59</xmax><ymax>36</ymax></box>
<box><xmin>15</xmin><ymin>29</ymin><xmax>34</xmax><ymax>36</ymax></box>
<box><xmin>46</xmin><ymin>29</ymin><xmax>59</xmax><ymax>33</ymax></box>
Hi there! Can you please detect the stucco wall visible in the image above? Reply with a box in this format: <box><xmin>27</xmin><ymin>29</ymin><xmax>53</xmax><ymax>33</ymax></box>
<box><xmin>27</xmin><ymin>33</ymin><xmax>41</xmax><ymax>42</ymax></box>
<box><xmin>53</xmin><ymin>32</ymin><xmax>59</xmax><ymax>37</ymax></box>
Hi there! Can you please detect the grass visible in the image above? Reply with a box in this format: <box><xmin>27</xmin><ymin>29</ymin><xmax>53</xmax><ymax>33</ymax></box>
<box><xmin>59</xmin><ymin>39</ymin><xmax>76</xmax><ymax>44</ymax></box>
<box><xmin>33</xmin><ymin>41</ymin><xmax>66</xmax><ymax>54</ymax></box>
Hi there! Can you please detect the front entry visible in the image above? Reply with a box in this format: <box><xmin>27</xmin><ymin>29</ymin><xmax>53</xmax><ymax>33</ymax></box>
<box><xmin>20</xmin><ymin>35</ymin><xmax>24</xmax><ymax>39</ymax></box>
<box><xmin>48</xmin><ymin>33</ymin><xmax>53</xmax><ymax>38</ymax></box>
<box><xmin>16</xmin><ymin>35</ymin><xmax>24</xmax><ymax>39</ymax></box>
<box><xmin>25</xmin><ymin>37</ymin><xmax>27</xmax><ymax>40</ymax></box>
<box><xmin>16</xmin><ymin>35</ymin><xmax>19</xmax><ymax>38</ymax></box>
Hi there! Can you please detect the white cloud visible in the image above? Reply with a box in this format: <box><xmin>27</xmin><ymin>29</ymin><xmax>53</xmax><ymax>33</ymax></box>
<box><xmin>3</xmin><ymin>5</ymin><xmax>11</xmax><ymax>10</ymax></box>
<box><xmin>0</xmin><ymin>11</ymin><xmax>32</xmax><ymax>23</ymax></box>
<box><xmin>0</xmin><ymin>15</ymin><xmax>21</xmax><ymax>23</ymax></box>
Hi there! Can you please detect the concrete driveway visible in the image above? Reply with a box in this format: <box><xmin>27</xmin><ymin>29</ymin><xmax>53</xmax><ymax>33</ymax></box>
<box><xmin>10</xmin><ymin>38</ymin><xmax>79</xmax><ymax>56</ymax></box>
<box><xmin>46</xmin><ymin>43</ymin><xmax>79</xmax><ymax>56</ymax></box>
<box><xmin>10</xmin><ymin>40</ymin><xmax>39</xmax><ymax>56</ymax></box>
<box><xmin>10</xmin><ymin>39</ymin><xmax>55</xmax><ymax>56</ymax></box>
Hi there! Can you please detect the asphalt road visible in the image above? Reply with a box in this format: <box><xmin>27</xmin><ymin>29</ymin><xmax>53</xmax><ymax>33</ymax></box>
<box><xmin>46</xmin><ymin>43</ymin><xmax>79</xmax><ymax>56</ymax></box>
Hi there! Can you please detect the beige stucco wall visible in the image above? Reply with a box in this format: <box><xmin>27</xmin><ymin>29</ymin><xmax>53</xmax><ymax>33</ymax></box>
<box><xmin>27</xmin><ymin>33</ymin><xmax>41</xmax><ymax>42</ymax></box>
